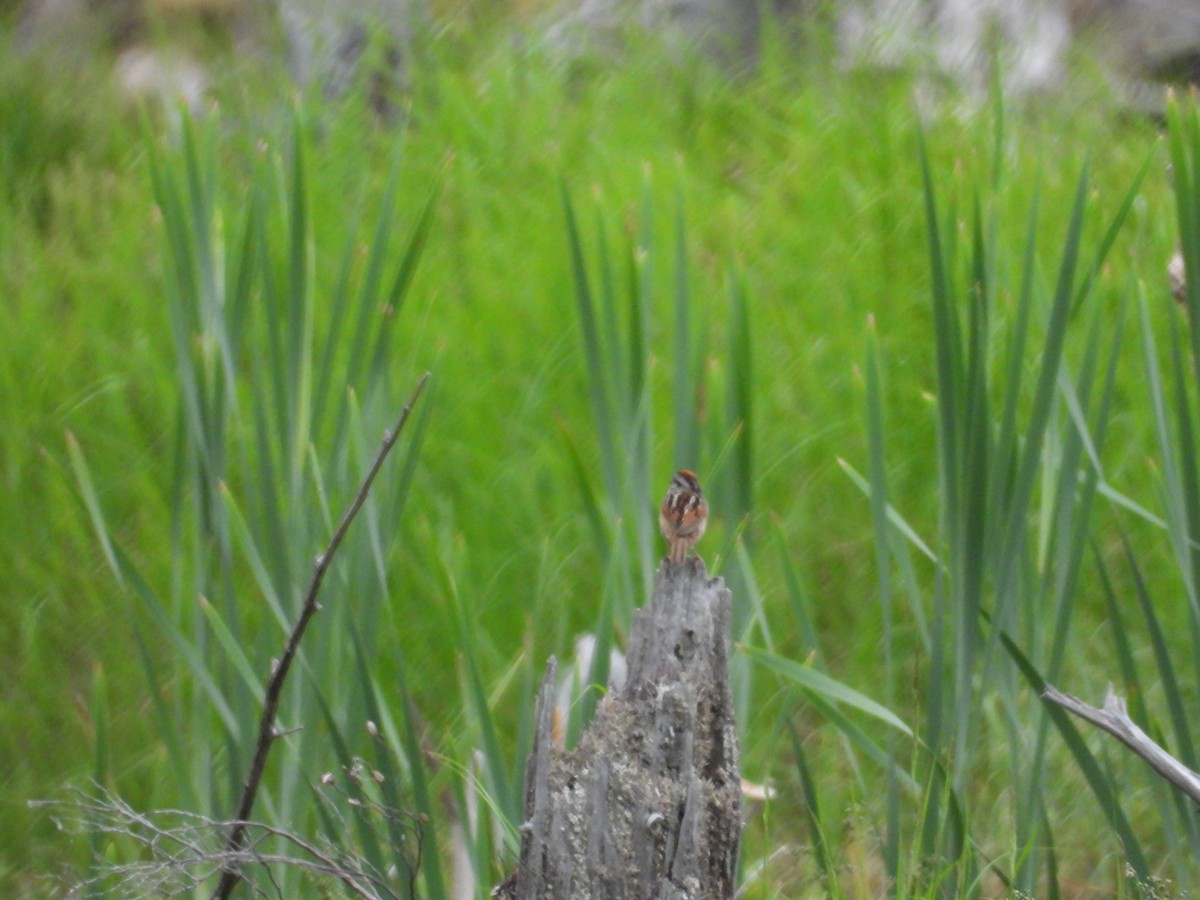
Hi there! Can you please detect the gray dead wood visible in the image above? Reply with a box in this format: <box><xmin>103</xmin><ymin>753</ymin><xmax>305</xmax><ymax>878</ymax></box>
<box><xmin>506</xmin><ymin>556</ymin><xmax>741</xmax><ymax>899</ymax></box>
<box><xmin>1043</xmin><ymin>683</ymin><xmax>1200</xmax><ymax>804</ymax></box>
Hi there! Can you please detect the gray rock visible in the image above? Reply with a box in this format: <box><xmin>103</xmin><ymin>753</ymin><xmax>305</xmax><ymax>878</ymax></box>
<box><xmin>543</xmin><ymin>0</ymin><xmax>762</xmax><ymax>69</ymax></box>
<box><xmin>280</xmin><ymin>0</ymin><xmax>418</xmax><ymax>101</ymax></box>
<box><xmin>1071</xmin><ymin>0</ymin><xmax>1200</xmax><ymax>79</ymax></box>
<box><xmin>838</xmin><ymin>0</ymin><xmax>1073</xmax><ymax>97</ymax></box>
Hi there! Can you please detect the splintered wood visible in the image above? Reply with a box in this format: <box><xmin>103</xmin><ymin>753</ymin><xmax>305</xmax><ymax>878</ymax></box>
<box><xmin>505</xmin><ymin>557</ymin><xmax>741</xmax><ymax>899</ymax></box>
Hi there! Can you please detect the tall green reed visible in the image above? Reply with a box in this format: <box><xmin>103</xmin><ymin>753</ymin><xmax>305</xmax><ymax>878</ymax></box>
<box><xmin>722</xmin><ymin>94</ymin><xmax>1162</xmax><ymax>894</ymax></box>
<box><xmin>844</xmin><ymin>124</ymin><xmax>1153</xmax><ymax>894</ymax></box>
<box><xmin>993</xmin><ymin>91</ymin><xmax>1200</xmax><ymax>893</ymax></box>
<box><xmin>1076</xmin><ymin>92</ymin><xmax>1200</xmax><ymax>886</ymax></box>
<box><xmin>68</xmin><ymin>111</ymin><xmax>450</xmax><ymax>896</ymax></box>
<box><xmin>561</xmin><ymin>186</ymin><xmax>762</xmax><ymax>736</ymax></box>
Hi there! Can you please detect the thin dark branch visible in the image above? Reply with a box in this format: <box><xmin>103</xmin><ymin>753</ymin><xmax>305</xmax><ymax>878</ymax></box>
<box><xmin>213</xmin><ymin>373</ymin><xmax>430</xmax><ymax>900</ymax></box>
<box><xmin>1043</xmin><ymin>682</ymin><xmax>1200</xmax><ymax>804</ymax></box>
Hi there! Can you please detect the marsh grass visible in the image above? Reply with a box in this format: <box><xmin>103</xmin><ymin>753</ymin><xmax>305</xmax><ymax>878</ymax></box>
<box><xmin>4</xmin><ymin>20</ymin><xmax>1197</xmax><ymax>897</ymax></box>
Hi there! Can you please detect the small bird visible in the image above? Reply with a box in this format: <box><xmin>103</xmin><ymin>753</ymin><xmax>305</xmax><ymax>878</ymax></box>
<box><xmin>659</xmin><ymin>469</ymin><xmax>709</xmax><ymax>565</ymax></box>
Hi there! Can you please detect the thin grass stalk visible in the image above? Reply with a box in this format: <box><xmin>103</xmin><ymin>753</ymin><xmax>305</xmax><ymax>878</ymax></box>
<box><xmin>440</xmin><ymin>555</ymin><xmax>517</xmax><ymax>828</ymax></box>
<box><xmin>577</xmin><ymin>519</ymin><xmax>626</xmax><ymax>741</ymax></box>
<box><xmin>987</xmin><ymin>165</ymin><xmax>1086</xmax><ymax>652</ymax></box>
<box><xmin>672</xmin><ymin>200</ymin><xmax>697</xmax><ymax>470</ymax></box>
<box><xmin>957</xmin><ymin>200</ymin><xmax>994</xmax><ymax>793</ymax></box>
<box><xmin>919</xmin><ymin>136</ymin><xmax>976</xmax><ymax>811</ymax></box>
<box><xmin>775</xmin><ymin>524</ymin><xmax>821</xmax><ymax>659</ymax></box>
<box><xmin>629</xmin><ymin>191</ymin><xmax>656</xmax><ymax>596</ymax></box>
<box><xmin>1013</xmin><ymin>300</ymin><xmax>1123</xmax><ymax>892</ymax></box>
<box><xmin>724</xmin><ymin>271</ymin><xmax>753</xmax><ymax>529</ymax></box>
<box><xmin>392</xmin><ymin>655</ymin><xmax>448</xmax><ymax>899</ymax></box>
<box><xmin>562</xmin><ymin>186</ymin><xmax>618</xmax><ymax>507</ymax></box>
<box><xmin>1164</xmin><ymin>306</ymin><xmax>1200</xmax><ymax>707</ymax></box>
<box><xmin>788</xmin><ymin>722</ymin><xmax>835</xmax><ymax>890</ymax></box>
<box><xmin>352</xmin><ymin>628</ymin><xmax>425</xmax><ymax>899</ymax></box>
<box><xmin>1120</xmin><ymin>527</ymin><xmax>1200</xmax><ymax>861</ymax></box>
<box><xmin>1167</xmin><ymin>95</ymin><xmax>1200</xmax><ymax>347</ymax></box>
<box><xmin>1137</xmin><ymin>290</ymin><xmax>1200</xmax><ymax>697</ymax></box>
<box><xmin>284</xmin><ymin>117</ymin><xmax>312</xmax><ymax>494</ymax></box>
<box><xmin>1002</xmin><ymin>631</ymin><xmax>1150</xmax><ymax>879</ymax></box>
<box><xmin>312</xmin><ymin>686</ymin><xmax>392</xmax><ymax>891</ymax></box>
<box><xmin>864</xmin><ymin>318</ymin><xmax>899</xmax><ymax>882</ymax></box>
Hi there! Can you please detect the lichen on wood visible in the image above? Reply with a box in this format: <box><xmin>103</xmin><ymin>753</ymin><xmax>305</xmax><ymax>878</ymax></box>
<box><xmin>504</xmin><ymin>556</ymin><xmax>741</xmax><ymax>899</ymax></box>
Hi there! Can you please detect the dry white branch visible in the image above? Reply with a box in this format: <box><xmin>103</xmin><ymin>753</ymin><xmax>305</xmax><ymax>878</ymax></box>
<box><xmin>30</xmin><ymin>785</ymin><xmax>402</xmax><ymax>899</ymax></box>
<box><xmin>1043</xmin><ymin>683</ymin><xmax>1200</xmax><ymax>804</ymax></box>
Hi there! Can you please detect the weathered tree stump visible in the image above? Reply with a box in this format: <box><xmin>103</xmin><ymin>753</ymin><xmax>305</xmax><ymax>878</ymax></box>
<box><xmin>504</xmin><ymin>556</ymin><xmax>741</xmax><ymax>899</ymax></box>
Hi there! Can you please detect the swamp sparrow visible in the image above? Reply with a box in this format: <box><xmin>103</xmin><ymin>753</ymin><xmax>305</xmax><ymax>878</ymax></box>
<box><xmin>659</xmin><ymin>469</ymin><xmax>709</xmax><ymax>564</ymax></box>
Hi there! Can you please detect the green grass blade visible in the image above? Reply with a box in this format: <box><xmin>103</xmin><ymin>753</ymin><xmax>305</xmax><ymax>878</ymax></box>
<box><xmin>250</xmin><ymin>371</ymin><xmax>292</xmax><ymax>607</ymax></box>
<box><xmin>918</xmin><ymin>128</ymin><xmax>962</xmax><ymax>519</ymax></box>
<box><xmin>802</xmin><ymin>689</ymin><xmax>919</xmax><ymax>794</ymax></box>
<box><xmin>996</xmin><ymin>163</ymin><xmax>1088</xmax><ymax>593</ymax></box>
<box><xmin>113</xmin><ymin>546</ymin><xmax>240</xmax><ymax>741</ymax></box>
<box><xmin>837</xmin><ymin>458</ymin><xmax>939</xmax><ymax>564</ymax></box>
<box><xmin>1092</xmin><ymin>542</ymin><xmax>1146</xmax><ymax>721</ymax></box>
<box><xmin>991</xmin><ymin>187</ymin><xmax>1039</xmax><ymax>515</ymax></box>
<box><xmin>309</xmin><ymin>684</ymin><xmax>390</xmax><ymax>889</ymax></box>
<box><xmin>1000</xmin><ymin>629</ymin><xmax>1150</xmax><ymax>879</ymax></box>
<box><xmin>1119</xmin><ymin>526</ymin><xmax>1197</xmax><ymax>768</ymax></box>
<box><xmin>218</xmin><ymin>480</ymin><xmax>289</xmax><ymax>629</ymax></box>
<box><xmin>1070</xmin><ymin>146</ymin><xmax>1154</xmax><ymax>314</ymax></box>
<box><xmin>865</xmin><ymin>317</ymin><xmax>900</xmax><ymax>882</ymax></box>
<box><xmin>370</xmin><ymin>177</ymin><xmax>440</xmax><ymax>383</ymax></box>
<box><xmin>311</xmin><ymin>209</ymin><xmax>364</xmax><ymax>442</ymax></box>
<box><xmin>1165</xmin><ymin>312</ymin><xmax>1200</xmax><ymax>687</ymax></box>
<box><xmin>196</xmin><ymin>596</ymin><xmax>266</xmax><ymax>704</ymax></box>
<box><xmin>597</xmin><ymin>222</ymin><xmax>627</xmax><ymax>431</ymax></box>
<box><xmin>65</xmin><ymin>432</ymin><xmax>123</xmax><ymax>587</ymax></box>
<box><xmin>742</xmin><ymin>644</ymin><xmax>912</xmax><ymax>736</ymax></box>
<box><xmin>865</xmin><ymin>322</ymin><xmax>892</xmax><ymax>678</ymax></box>
<box><xmin>391</xmin><ymin>655</ymin><xmax>447</xmax><ymax>898</ymax></box>
<box><xmin>733</xmin><ymin>540</ymin><xmax>772</xmax><ymax>652</ymax></box>
<box><xmin>724</xmin><ymin>269</ymin><xmax>754</xmax><ymax>531</ymax></box>
<box><xmin>672</xmin><ymin>199</ymin><xmax>696</xmax><ymax>468</ymax></box>
<box><xmin>222</xmin><ymin>183</ymin><xmax>260</xmax><ymax>397</ymax></box>
<box><xmin>442</xmin><ymin>566</ymin><xmax>515</xmax><ymax>825</ymax></box>
<box><xmin>558</xmin><ymin>417</ymin><xmax>609</xmax><ymax>553</ymax></box>
<box><xmin>1167</xmin><ymin>95</ymin><xmax>1200</xmax><ymax>338</ymax></box>
<box><xmin>562</xmin><ymin>184</ymin><xmax>617</xmax><ymax>502</ymax></box>
<box><xmin>1040</xmin><ymin>804</ymin><xmax>1061</xmax><ymax>900</ymax></box>
<box><xmin>772</xmin><ymin>522</ymin><xmax>821</xmax><ymax>659</ymax></box>
<box><xmin>89</xmin><ymin>664</ymin><xmax>109</xmax><ymax>788</ymax></box>
<box><xmin>350</xmin><ymin>627</ymin><xmax>423</xmax><ymax>899</ymax></box>
<box><xmin>787</xmin><ymin>721</ymin><xmax>834</xmax><ymax>887</ymax></box>
<box><xmin>286</xmin><ymin>113</ymin><xmax>312</xmax><ymax>459</ymax></box>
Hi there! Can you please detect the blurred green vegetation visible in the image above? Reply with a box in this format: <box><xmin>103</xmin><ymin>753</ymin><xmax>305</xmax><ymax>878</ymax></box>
<box><xmin>1</xmin><ymin>9</ymin><xmax>1195</xmax><ymax>896</ymax></box>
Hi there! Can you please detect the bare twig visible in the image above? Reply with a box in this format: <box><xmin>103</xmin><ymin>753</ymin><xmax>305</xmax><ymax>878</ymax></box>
<box><xmin>1043</xmin><ymin>683</ymin><xmax>1200</xmax><ymax>804</ymax></box>
<box><xmin>213</xmin><ymin>373</ymin><xmax>430</xmax><ymax>900</ymax></box>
